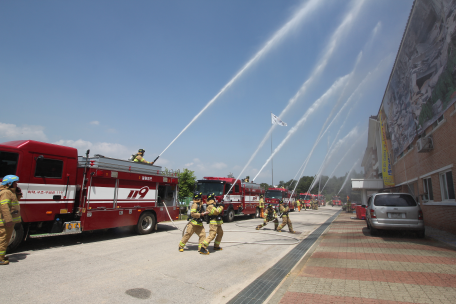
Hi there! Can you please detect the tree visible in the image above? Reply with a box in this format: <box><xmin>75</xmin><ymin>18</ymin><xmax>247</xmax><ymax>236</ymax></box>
<box><xmin>178</xmin><ymin>168</ymin><xmax>197</xmax><ymax>200</ymax></box>
<box><xmin>260</xmin><ymin>183</ymin><xmax>271</xmax><ymax>190</ymax></box>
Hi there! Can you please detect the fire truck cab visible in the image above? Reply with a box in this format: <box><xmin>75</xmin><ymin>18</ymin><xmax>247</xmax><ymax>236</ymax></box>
<box><xmin>265</xmin><ymin>188</ymin><xmax>295</xmax><ymax>211</ymax></box>
<box><xmin>299</xmin><ymin>192</ymin><xmax>312</xmax><ymax>209</ymax></box>
<box><xmin>332</xmin><ymin>195</ymin><xmax>342</xmax><ymax>206</ymax></box>
<box><xmin>195</xmin><ymin>177</ymin><xmax>264</xmax><ymax>221</ymax></box>
<box><xmin>0</xmin><ymin>140</ymin><xmax>180</xmax><ymax>251</ymax></box>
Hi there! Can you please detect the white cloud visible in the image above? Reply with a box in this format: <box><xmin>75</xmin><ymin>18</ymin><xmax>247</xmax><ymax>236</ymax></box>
<box><xmin>90</xmin><ymin>121</ymin><xmax>100</xmax><ymax>125</ymax></box>
<box><xmin>0</xmin><ymin>122</ymin><xmax>47</xmax><ymax>141</ymax></box>
<box><xmin>54</xmin><ymin>139</ymin><xmax>132</xmax><ymax>159</ymax></box>
<box><xmin>185</xmin><ymin>162</ymin><xmax>194</xmax><ymax>167</ymax></box>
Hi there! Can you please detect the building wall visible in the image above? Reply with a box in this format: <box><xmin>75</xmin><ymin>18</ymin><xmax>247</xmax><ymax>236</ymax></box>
<box><xmin>392</xmin><ymin>104</ymin><xmax>456</xmax><ymax>234</ymax></box>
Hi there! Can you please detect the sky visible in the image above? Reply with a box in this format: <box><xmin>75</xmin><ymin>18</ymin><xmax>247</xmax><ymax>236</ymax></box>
<box><xmin>0</xmin><ymin>0</ymin><xmax>414</xmax><ymax>185</ymax></box>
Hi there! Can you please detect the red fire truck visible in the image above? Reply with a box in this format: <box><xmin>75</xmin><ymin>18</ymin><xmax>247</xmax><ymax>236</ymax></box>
<box><xmin>265</xmin><ymin>188</ymin><xmax>295</xmax><ymax>211</ymax></box>
<box><xmin>195</xmin><ymin>177</ymin><xmax>264</xmax><ymax>221</ymax></box>
<box><xmin>332</xmin><ymin>195</ymin><xmax>342</xmax><ymax>206</ymax></box>
<box><xmin>299</xmin><ymin>192</ymin><xmax>312</xmax><ymax>209</ymax></box>
<box><xmin>1</xmin><ymin>140</ymin><xmax>180</xmax><ymax>251</ymax></box>
<box><xmin>317</xmin><ymin>194</ymin><xmax>325</xmax><ymax>206</ymax></box>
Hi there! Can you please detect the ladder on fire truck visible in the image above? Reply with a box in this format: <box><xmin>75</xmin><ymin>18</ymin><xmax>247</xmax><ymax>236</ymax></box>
<box><xmin>78</xmin><ymin>154</ymin><xmax>180</xmax><ymax>177</ymax></box>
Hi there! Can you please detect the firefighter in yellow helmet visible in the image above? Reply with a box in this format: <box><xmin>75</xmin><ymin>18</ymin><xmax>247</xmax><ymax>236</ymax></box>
<box><xmin>133</xmin><ymin>149</ymin><xmax>154</xmax><ymax>165</ymax></box>
<box><xmin>200</xmin><ymin>193</ymin><xmax>224</xmax><ymax>255</ymax></box>
<box><xmin>277</xmin><ymin>199</ymin><xmax>295</xmax><ymax>233</ymax></box>
<box><xmin>179</xmin><ymin>192</ymin><xmax>208</xmax><ymax>253</ymax></box>
<box><xmin>0</xmin><ymin>175</ymin><xmax>22</xmax><ymax>265</ymax></box>
<box><xmin>258</xmin><ymin>195</ymin><xmax>265</xmax><ymax>218</ymax></box>
<box><xmin>256</xmin><ymin>204</ymin><xmax>278</xmax><ymax>230</ymax></box>
<box><xmin>296</xmin><ymin>199</ymin><xmax>301</xmax><ymax>212</ymax></box>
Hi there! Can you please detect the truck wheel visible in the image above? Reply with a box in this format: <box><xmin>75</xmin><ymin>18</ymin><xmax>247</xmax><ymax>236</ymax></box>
<box><xmin>226</xmin><ymin>208</ymin><xmax>235</xmax><ymax>222</ymax></box>
<box><xmin>255</xmin><ymin>208</ymin><xmax>260</xmax><ymax>218</ymax></box>
<box><xmin>136</xmin><ymin>212</ymin><xmax>156</xmax><ymax>235</ymax></box>
<box><xmin>7</xmin><ymin>224</ymin><xmax>24</xmax><ymax>252</ymax></box>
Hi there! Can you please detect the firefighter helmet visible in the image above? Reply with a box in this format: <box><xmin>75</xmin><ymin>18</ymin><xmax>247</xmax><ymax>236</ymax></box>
<box><xmin>267</xmin><ymin>204</ymin><xmax>273</xmax><ymax>208</ymax></box>
<box><xmin>138</xmin><ymin>149</ymin><xmax>145</xmax><ymax>154</ymax></box>
<box><xmin>2</xmin><ymin>175</ymin><xmax>19</xmax><ymax>186</ymax></box>
<box><xmin>207</xmin><ymin>193</ymin><xmax>216</xmax><ymax>201</ymax></box>
<box><xmin>279</xmin><ymin>199</ymin><xmax>284</xmax><ymax>204</ymax></box>
<box><xmin>194</xmin><ymin>192</ymin><xmax>202</xmax><ymax>200</ymax></box>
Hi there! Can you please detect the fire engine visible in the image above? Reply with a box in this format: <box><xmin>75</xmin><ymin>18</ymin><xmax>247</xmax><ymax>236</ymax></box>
<box><xmin>332</xmin><ymin>195</ymin><xmax>342</xmax><ymax>206</ymax></box>
<box><xmin>195</xmin><ymin>177</ymin><xmax>264</xmax><ymax>221</ymax></box>
<box><xmin>317</xmin><ymin>194</ymin><xmax>325</xmax><ymax>206</ymax></box>
<box><xmin>265</xmin><ymin>187</ymin><xmax>295</xmax><ymax>211</ymax></box>
<box><xmin>0</xmin><ymin>140</ymin><xmax>180</xmax><ymax>251</ymax></box>
<box><xmin>299</xmin><ymin>192</ymin><xmax>313</xmax><ymax>209</ymax></box>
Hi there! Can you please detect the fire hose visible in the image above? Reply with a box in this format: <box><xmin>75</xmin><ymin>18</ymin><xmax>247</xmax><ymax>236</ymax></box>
<box><xmin>161</xmin><ymin>202</ymin><xmax>300</xmax><ymax>245</ymax></box>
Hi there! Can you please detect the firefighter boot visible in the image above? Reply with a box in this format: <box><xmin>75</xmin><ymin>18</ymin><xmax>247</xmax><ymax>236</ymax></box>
<box><xmin>0</xmin><ymin>259</ymin><xmax>9</xmax><ymax>265</ymax></box>
<box><xmin>200</xmin><ymin>247</ymin><xmax>210</xmax><ymax>255</ymax></box>
<box><xmin>213</xmin><ymin>247</ymin><xmax>222</xmax><ymax>251</ymax></box>
<box><xmin>179</xmin><ymin>246</ymin><xmax>184</xmax><ymax>252</ymax></box>
<box><xmin>256</xmin><ymin>225</ymin><xmax>261</xmax><ymax>230</ymax></box>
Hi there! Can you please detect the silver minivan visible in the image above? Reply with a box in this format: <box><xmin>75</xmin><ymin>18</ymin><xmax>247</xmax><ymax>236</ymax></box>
<box><xmin>365</xmin><ymin>193</ymin><xmax>425</xmax><ymax>238</ymax></box>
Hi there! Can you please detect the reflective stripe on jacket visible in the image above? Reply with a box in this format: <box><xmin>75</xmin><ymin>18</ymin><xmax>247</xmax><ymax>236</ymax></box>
<box><xmin>207</xmin><ymin>202</ymin><xmax>224</xmax><ymax>225</ymax></box>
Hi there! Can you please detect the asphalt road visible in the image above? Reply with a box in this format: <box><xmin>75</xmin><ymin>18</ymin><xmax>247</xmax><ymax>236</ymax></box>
<box><xmin>1</xmin><ymin>206</ymin><xmax>340</xmax><ymax>304</ymax></box>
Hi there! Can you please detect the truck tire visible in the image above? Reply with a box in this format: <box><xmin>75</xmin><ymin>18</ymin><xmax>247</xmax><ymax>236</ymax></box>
<box><xmin>7</xmin><ymin>223</ymin><xmax>24</xmax><ymax>252</ymax></box>
<box><xmin>136</xmin><ymin>212</ymin><xmax>156</xmax><ymax>235</ymax></box>
<box><xmin>226</xmin><ymin>208</ymin><xmax>235</xmax><ymax>222</ymax></box>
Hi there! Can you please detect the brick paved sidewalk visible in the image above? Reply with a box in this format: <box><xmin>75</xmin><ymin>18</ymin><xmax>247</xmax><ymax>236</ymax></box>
<box><xmin>268</xmin><ymin>212</ymin><xmax>456</xmax><ymax>304</ymax></box>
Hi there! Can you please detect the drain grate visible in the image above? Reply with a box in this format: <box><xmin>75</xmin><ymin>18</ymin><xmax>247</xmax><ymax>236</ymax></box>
<box><xmin>227</xmin><ymin>211</ymin><xmax>341</xmax><ymax>304</ymax></box>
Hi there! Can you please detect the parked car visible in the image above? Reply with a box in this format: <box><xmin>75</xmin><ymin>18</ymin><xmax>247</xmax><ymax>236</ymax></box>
<box><xmin>365</xmin><ymin>193</ymin><xmax>425</xmax><ymax>238</ymax></box>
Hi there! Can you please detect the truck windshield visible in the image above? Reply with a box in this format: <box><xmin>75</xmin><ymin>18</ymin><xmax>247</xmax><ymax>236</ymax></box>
<box><xmin>196</xmin><ymin>181</ymin><xmax>224</xmax><ymax>196</ymax></box>
<box><xmin>374</xmin><ymin>194</ymin><xmax>417</xmax><ymax>207</ymax></box>
<box><xmin>0</xmin><ymin>151</ymin><xmax>19</xmax><ymax>177</ymax></box>
<box><xmin>299</xmin><ymin>195</ymin><xmax>311</xmax><ymax>200</ymax></box>
<box><xmin>266</xmin><ymin>190</ymin><xmax>283</xmax><ymax>199</ymax></box>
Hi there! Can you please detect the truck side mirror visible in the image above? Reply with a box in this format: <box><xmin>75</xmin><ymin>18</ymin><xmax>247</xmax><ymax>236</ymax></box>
<box><xmin>361</xmin><ymin>204</ymin><xmax>366</xmax><ymax>208</ymax></box>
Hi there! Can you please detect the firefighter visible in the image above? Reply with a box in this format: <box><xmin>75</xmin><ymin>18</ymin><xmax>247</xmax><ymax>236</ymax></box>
<box><xmin>277</xmin><ymin>199</ymin><xmax>295</xmax><ymax>233</ymax></box>
<box><xmin>258</xmin><ymin>195</ymin><xmax>265</xmax><ymax>218</ymax></box>
<box><xmin>179</xmin><ymin>192</ymin><xmax>208</xmax><ymax>253</ymax></box>
<box><xmin>133</xmin><ymin>149</ymin><xmax>154</xmax><ymax>165</ymax></box>
<box><xmin>0</xmin><ymin>175</ymin><xmax>22</xmax><ymax>265</ymax></box>
<box><xmin>296</xmin><ymin>199</ymin><xmax>301</xmax><ymax>212</ymax></box>
<box><xmin>256</xmin><ymin>204</ymin><xmax>278</xmax><ymax>230</ymax></box>
<box><xmin>200</xmin><ymin>193</ymin><xmax>224</xmax><ymax>255</ymax></box>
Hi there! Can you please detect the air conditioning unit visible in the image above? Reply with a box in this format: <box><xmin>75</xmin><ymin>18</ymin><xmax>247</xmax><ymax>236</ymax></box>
<box><xmin>417</xmin><ymin>137</ymin><xmax>433</xmax><ymax>153</ymax></box>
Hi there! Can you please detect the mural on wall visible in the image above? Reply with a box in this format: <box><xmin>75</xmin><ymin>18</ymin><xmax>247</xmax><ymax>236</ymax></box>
<box><xmin>382</xmin><ymin>0</ymin><xmax>456</xmax><ymax>160</ymax></box>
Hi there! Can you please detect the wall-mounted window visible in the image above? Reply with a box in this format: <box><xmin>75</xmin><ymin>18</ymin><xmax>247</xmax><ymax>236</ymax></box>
<box><xmin>423</xmin><ymin>177</ymin><xmax>433</xmax><ymax>201</ymax></box>
<box><xmin>440</xmin><ymin>171</ymin><xmax>455</xmax><ymax>201</ymax></box>
<box><xmin>35</xmin><ymin>158</ymin><xmax>63</xmax><ymax>179</ymax></box>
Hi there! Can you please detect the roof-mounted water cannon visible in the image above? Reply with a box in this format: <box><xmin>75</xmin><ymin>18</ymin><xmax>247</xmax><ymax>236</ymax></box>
<box><xmin>152</xmin><ymin>155</ymin><xmax>160</xmax><ymax>165</ymax></box>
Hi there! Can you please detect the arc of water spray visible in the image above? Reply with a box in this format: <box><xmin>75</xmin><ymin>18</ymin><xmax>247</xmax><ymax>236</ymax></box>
<box><xmin>225</xmin><ymin>0</ymin><xmax>365</xmax><ymax>193</ymax></box>
<box><xmin>308</xmin><ymin>126</ymin><xmax>360</xmax><ymax>192</ymax></box>
<box><xmin>252</xmin><ymin>74</ymin><xmax>349</xmax><ymax>181</ymax></box>
<box><xmin>157</xmin><ymin>0</ymin><xmax>324</xmax><ymax>159</ymax></box>
<box><xmin>277</xmin><ymin>0</ymin><xmax>365</xmax><ymax>119</ymax></box>
<box><xmin>321</xmin><ymin>129</ymin><xmax>367</xmax><ymax>191</ymax></box>
<box><xmin>338</xmin><ymin>157</ymin><xmax>362</xmax><ymax>194</ymax></box>
<box><xmin>297</xmin><ymin>55</ymin><xmax>392</xmax><ymax>193</ymax></box>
